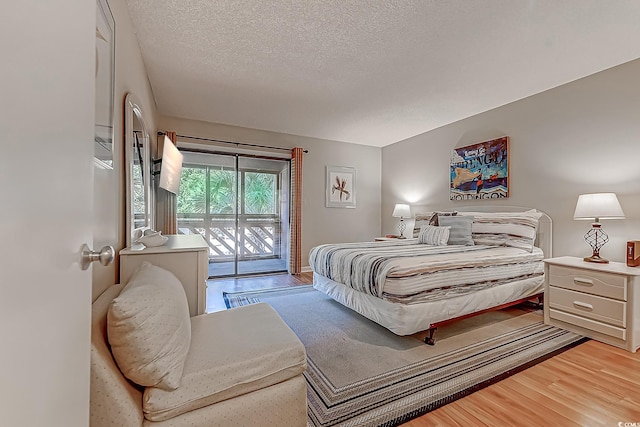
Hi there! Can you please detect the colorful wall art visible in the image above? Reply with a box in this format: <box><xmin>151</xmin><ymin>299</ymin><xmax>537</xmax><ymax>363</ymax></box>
<box><xmin>450</xmin><ymin>137</ymin><xmax>509</xmax><ymax>200</ymax></box>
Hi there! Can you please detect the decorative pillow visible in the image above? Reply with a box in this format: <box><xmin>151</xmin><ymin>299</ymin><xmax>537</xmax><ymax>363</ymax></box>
<box><xmin>458</xmin><ymin>211</ymin><xmax>543</xmax><ymax>252</ymax></box>
<box><xmin>418</xmin><ymin>225</ymin><xmax>451</xmax><ymax>245</ymax></box>
<box><xmin>429</xmin><ymin>211</ymin><xmax>457</xmax><ymax>226</ymax></box>
<box><xmin>437</xmin><ymin>215</ymin><xmax>474</xmax><ymax>245</ymax></box>
<box><xmin>108</xmin><ymin>262</ymin><xmax>191</xmax><ymax>391</ymax></box>
<box><xmin>412</xmin><ymin>211</ymin><xmax>457</xmax><ymax>237</ymax></box>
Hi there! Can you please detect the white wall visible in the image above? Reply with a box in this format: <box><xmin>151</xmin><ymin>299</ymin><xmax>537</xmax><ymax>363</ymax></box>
<box><xmin>93</xmin><ymin>0</ymin><xmax>159</xmax><ymax>298</ymax></box>
<box><xmin>382</xmin><ymin>59</ymin><xmax>640</xmax><ymax>263</ymax></box>
<box><xmin>158</xmin><ymin>116</ymin><xmax>382</xmax><ymax>267</ymax></box>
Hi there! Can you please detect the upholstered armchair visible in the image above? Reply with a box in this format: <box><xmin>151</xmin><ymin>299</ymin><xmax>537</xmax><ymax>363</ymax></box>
<box><xmin>90</xmin><ymin>262</ymin><xmax>307</xmax><ymax>426</ymax></box>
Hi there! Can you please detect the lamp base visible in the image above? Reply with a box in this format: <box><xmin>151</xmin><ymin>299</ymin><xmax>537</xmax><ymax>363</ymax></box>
<box><xmin>582</xmin><ymin>223</ymin><xmax>610</xmax><ymax>264</ymax></box>
<box><xmin>583</xmin><ymin>255</ymin><xmax>609</xmax><ymax>264</ymax></box>
<box><xmin>397</xmin><ymin>218</ymin><xmax>407</xmax><ymax>239</ymax></box>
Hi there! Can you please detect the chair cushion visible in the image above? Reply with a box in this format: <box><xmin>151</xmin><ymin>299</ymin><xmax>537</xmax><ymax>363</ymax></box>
<box><xmin>90</xmin><ymin>284</ymin><xmax>145</xmax><ymax>426</ymax></box>
<box><xmin>143</xmin><ymin>302</ymin><xmax>307</xmax><ymax>422</ymax></box>
<box><xmin>108</xmin><ymin>262</ymin><xmax>191</xmax><ymax>390</ymax></box>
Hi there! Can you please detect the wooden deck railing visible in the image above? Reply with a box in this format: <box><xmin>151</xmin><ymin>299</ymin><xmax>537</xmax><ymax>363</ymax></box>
<box><xmin>177</xmin><ymin>214</ymin><xmax>281</xmax><ymax>262</ymax></box>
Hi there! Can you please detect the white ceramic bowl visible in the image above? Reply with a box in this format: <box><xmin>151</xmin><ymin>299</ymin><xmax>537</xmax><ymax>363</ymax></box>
<box><xmin>136</xmin><ymin>232</ymin><xmax>169</xmax><ymax>247</ymax></box>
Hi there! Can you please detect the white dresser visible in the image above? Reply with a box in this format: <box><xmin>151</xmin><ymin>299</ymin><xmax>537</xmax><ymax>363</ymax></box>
<box><xmin>544</xmin><ymin>256</ymin><xmax>640</xmax><ymax>352</ymax></box>
<box><xmin>120</xmin><ymin>234</ymin><xmax>209</xmax><ymax>316</ymax></box>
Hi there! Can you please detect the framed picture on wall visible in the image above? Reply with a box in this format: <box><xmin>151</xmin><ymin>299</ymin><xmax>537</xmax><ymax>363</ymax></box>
<box><xmin>95</xmin><ymin>0</ymin><xmax>115</xmax><ymax>168</ymax></box>
<box><xmin>326</xmin><ymin>165</ymin><xmax>356</xmax><ymax>208</ymax></box>
<box><xmin>450</xmin><ymin>136</ymin><xmax>509</xmax><ymax>200</ymax></box>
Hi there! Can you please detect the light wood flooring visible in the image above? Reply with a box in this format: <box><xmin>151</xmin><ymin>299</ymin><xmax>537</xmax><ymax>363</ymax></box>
<box><xmin>207</xmin><ymin>258</ymin><xmax>287</xmax><ymax>278</ymax></box>
<box><xmin>206</xmin><ymin>271</ymin><xmax>312</xmax><ymax>312</ymax></box>
<box><xmin>208</xmin><ymin>273</ymin><xmax>640</xmax><ymax>426</ymax></box>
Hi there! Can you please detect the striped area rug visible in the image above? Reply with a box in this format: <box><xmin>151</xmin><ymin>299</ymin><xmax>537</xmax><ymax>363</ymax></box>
<box><xmin>224</xmin><ymin>285</ymin><xmax>584</xmax><ymax>427</ymax></box>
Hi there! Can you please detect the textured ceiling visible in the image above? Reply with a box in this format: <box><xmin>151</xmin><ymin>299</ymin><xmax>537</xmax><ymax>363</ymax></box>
<box><xmin>126</xmin><ymin>0</ymin><xmax>640</xmax><ymax>147</ymax></box>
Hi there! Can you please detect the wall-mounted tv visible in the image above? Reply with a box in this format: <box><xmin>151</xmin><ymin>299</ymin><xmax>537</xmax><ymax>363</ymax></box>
<box><xmin>159</xmin><ymin>135</ymin><xmax>183</xmax><ymax>194</ymax></box>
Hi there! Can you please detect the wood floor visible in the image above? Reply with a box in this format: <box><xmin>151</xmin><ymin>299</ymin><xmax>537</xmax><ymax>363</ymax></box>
<box><xmin>206</xmin><ymin>271</ymin><xmax>313</xmax><ymax>312</ymax></box>
<box><xmin>208</xmin><ymin>273</ymin><xmax>640</xmax><ymax>426</ymax></box>
<box><xmin>207</xmin><ymin>258</ymin><xmax>287</xmax><ymax>278</ymax></box>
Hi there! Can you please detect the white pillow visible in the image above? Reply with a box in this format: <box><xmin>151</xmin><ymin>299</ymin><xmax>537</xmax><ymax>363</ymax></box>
<box><xmin>418</xmin><ymin>225</ymin><xmax>451</xmax><ymax>246</ymax></box>
<box><xmin>107</xmin><ymin>262</ymin><xmax>191</xmax><ymax>390</ymax></box>
<box><xmin>458</xmin><ymin>211</ymin><xmax>542</xmax><ymax>251</ymax></box>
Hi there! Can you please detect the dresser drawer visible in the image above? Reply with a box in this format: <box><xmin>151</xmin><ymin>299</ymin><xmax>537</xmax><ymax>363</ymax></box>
<box><xmin>549</xmin><ymin>308</ymin><xmax>626</xmax><ymax>340</ymax></box>
<box><xmin>548</xmin><ymin>286</ymin><xmax>626</xmax><ymax>328</ymax></box>
<box><xmin>548</xmin><ymin>265</ymin><xmax>627</xmax><ymax>300</ymax></box>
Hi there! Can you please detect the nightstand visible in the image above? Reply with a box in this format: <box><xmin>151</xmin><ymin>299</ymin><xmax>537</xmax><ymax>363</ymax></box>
<box><xmin>544</xmin><ymin>256</ymin><xmax>640</xmax><ymax>352</ymax></box>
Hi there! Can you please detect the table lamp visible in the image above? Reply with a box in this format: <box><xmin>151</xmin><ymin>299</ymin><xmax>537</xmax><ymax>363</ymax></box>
<box><xmin>573</xmin><ymin>193</ymin><xmax>625</xmax><ymax>263</ymax></box>
<box><xmin>392</xmin><ymin>203</ymin><xmax>411</xmax><ymax>239</ymax></box>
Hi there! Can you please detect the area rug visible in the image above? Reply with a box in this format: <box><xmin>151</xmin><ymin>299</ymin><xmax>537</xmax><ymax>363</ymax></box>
<box><xmin>224</xmin><ymin>285</ymin><xmax>584</xmax><ymax>426</ymax></box>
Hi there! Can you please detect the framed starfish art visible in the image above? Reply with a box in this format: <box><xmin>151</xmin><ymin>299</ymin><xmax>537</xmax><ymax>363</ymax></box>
<box><xmin>326</xmin><ymin>165</ymin><xmax>356</xmax><ymax>208</ymax></box>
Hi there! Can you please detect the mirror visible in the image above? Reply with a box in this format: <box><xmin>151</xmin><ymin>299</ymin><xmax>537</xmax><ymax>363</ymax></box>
<box><xmin>124</xmin><ymin>93</ymin><xmax>153</xmax><ymax>246</ymax></box>
<box><xmin>94</xmin><ymin>0</ymin><xmax>115</xmax><ymax>169</ymax></box>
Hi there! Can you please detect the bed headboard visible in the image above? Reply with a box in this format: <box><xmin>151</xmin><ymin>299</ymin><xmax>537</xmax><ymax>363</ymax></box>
<box><xmin>412</xmin><ymin>205</ymin><xmax>552</xmax><ymax>258</ymax></box>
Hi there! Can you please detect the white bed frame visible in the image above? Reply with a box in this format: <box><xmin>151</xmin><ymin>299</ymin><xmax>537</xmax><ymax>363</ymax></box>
<box><xmin>313</xmin><ymin>206</ymin><xmax>551</xmax><ymax>343</ymax></box>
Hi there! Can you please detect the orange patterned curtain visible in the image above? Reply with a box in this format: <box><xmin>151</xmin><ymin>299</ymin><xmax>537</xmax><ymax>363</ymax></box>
<box><xmin>289</xmin><ymin>147</ymin><xmax>304</xmax><ymax>274</ymax></box>
<box><xmin>158</xmin><ymin>131</ymin><xmax>178</xmax><ymax>235</ymax></box>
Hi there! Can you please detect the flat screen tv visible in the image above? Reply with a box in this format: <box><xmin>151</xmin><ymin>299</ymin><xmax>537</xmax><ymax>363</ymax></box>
<box><xmin>159</xmin><ymin>135</ymin><xmax>183</xmax><ymax>194</ymax></box>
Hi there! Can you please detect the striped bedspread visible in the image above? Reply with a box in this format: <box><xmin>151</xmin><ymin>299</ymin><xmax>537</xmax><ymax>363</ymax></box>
<box><xmin>308</xmin><ymin>240</ymin><xmax>544</xmax><ymax>303</ymax></box>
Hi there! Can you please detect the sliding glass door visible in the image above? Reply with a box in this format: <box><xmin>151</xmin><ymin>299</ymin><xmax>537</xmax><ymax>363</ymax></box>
<box><xmin>176</xmin><ymin>151</ymin><xmax>290</xmax><ymax>278</ymax></box>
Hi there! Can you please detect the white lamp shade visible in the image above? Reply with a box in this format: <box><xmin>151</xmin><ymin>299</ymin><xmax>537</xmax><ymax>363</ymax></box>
<box><xmin>159</xmin><ymin>136</ymin><xmax>184</xmax><ymax>194</ymax></box>
<box><xmin>392</xmin><ymin>203</ymin><xmax>411</xmax><ymax>218</ymax></box>
<box><xmin>573</xmin><ymin>193</ymin><xmax>625</xmax><ymax>220</ymax></box>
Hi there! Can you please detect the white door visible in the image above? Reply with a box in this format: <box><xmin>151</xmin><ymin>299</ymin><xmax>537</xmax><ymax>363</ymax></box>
<box><xmin>0</xmin><ymin>1</ymin><xmax>95</xmax><ymax>426</ymax></box>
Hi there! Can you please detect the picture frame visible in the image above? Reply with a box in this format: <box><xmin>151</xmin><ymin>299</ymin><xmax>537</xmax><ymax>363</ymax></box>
<box><xmin>450</xmin><ymin>136</ymin><xmax>510</xmax><ymax>200</ymax></box>
<box><xmin>95</xmin><ymin>0</ymin><xmax>115</xmax><ymax>168</ymax></box>
<box><xmin>326</xmin><ymin>165</ymin><xmax>356</xmax><ymax>208</ymax></box>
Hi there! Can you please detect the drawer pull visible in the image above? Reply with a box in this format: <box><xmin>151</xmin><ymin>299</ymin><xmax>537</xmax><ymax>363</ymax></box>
<box><xmin>573</xmin><ymin>301</ymin><xmax>594</xmax><ymax>311</ymax></box>
<box><xmin>573</xmin><ymin>277</ymin><xmax>594</xmax><ymax>286</ymax></box>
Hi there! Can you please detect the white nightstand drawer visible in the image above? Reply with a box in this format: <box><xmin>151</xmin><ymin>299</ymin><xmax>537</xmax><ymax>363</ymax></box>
<box><xmin>549</xmin><ymin>308</ymin><xmax>626</xmax><ymax>340</ymax></box>
<box><xmin>549</xmin><ymin>286</ymin><xmax>626</xmax><ymax>328</ymax></box>
<box><xmin>548</xmin><ymin>264</ymin><xmax>627</xmax><ymax>301</ymax></box>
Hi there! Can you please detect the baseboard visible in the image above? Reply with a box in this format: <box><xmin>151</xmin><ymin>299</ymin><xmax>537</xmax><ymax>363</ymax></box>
<box><xmin>302</xmin><ymin>266</ymin><xmax>312</xmax><ymax>273</ymax></box>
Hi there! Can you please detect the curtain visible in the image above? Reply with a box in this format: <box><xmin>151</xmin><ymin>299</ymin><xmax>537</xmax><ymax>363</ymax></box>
<box><xmin>289</xmin><ymin>147</ymin><xmax>304</xmax><ymax>274</ymax></box>
<box><xmin>158</xmin><ymin>131</ymin><xmax>178</xmax><ymax>235</ymax></box>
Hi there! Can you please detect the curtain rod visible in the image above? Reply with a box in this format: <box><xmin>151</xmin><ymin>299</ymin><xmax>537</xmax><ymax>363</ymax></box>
<box><xmin>158</xmin><ymin>131</ymin><xmax>308</xmax><ymax>154</ymax></box>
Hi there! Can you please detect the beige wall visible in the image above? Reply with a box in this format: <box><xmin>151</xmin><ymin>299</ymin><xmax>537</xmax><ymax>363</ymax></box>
<box><xmin>93</xmin><ymin>0</ymin><xmax>158</xmax><ymax>297</ymax></box>
<box><xmin>158</xmin><ymin>116</ymin><xmax>382</xmax><ymax>268</ymax></box>
<box><xmin>382</xmin><ymin>59</ymin><xmax>640</xmax><ymax>263</ymax></box>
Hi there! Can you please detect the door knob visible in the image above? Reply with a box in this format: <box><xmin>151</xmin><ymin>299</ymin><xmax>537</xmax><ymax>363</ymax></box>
<box><xmin>81</xmin><ymin>244</ymin><xmax>115</xmax><ymax>270</ymax></box>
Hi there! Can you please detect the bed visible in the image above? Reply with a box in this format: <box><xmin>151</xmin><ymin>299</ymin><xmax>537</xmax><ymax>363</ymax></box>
<box><xmin>309</xmin><ymin>206</ymin><xmax>551</xmax><ymax>344</ymax></box>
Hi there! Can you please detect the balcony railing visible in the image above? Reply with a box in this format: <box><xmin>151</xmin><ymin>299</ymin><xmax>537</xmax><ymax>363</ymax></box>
<box><xmin>177</xmin><ymin>214</ymin><xmax>282</xmax><ymax>262</ymax></box>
